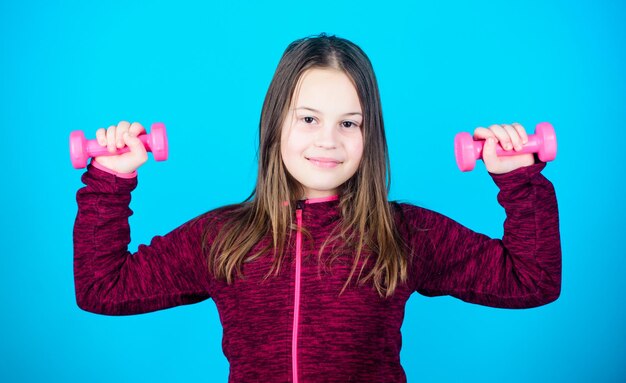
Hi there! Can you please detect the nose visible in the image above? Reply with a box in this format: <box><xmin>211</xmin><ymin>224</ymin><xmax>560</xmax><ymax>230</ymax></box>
<box><xmin>314</xmin><ymin>123</ymin><xmax>337</xmax><ymax>149</ymax></box>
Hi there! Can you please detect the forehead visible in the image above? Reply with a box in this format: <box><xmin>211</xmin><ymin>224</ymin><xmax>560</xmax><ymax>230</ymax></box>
<box><xmin>292</xmin><ymin>68</ymin><xmax>362</xmax><ymax>112</ymax></box>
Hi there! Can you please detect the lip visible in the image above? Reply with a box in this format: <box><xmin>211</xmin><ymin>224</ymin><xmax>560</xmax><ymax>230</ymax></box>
<box><xmin>306</xmin><ymin>157</ymin><xmax>342</xmax><ymax>168</ymax></box>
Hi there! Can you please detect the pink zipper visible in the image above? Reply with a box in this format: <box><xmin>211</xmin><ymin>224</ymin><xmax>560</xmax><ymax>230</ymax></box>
<box><xmin>291</xmin><ymin>195</ymin><xmax>338</xmax><ymax>383</ymax></box>
<box><xmin>292</xmin><ymin>201</ymin><xmax>303</xmax><ymax>383</ymax></box>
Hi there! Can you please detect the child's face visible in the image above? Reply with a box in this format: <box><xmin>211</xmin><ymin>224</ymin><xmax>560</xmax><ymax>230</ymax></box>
<box><xmin>281</xmin><ymin>68</ymin><xmax>364</xmax><ymax>199</ymax></box>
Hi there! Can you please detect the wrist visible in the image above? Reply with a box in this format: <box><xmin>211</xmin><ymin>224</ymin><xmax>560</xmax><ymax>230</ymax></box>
<box><xmin>92</xmin><ymin>158</ymin><xmax>137</xmax><ymax>179</ymax></box>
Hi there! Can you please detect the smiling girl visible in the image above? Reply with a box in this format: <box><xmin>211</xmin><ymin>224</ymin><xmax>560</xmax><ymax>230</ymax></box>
<box><xmin>73</xmin><ymin>33</ymin><xmax>561</xmax><ymax>382</ymax></box>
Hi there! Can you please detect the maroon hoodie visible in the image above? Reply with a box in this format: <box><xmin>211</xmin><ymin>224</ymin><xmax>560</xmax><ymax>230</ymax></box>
<box><xmin>73</xmin><ymin>162</ymin><xmax>561</xmax><ymax>383</ymax></box>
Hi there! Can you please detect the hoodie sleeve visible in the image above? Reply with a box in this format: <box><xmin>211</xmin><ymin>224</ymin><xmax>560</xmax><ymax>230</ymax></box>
<box><xmin>403</xmin><ymin>162</ymin><xmax>561</xmax><ymax>309</ymax></box>
<box><xmin>73</xmin><ymin>163</ymin><xmax>214</xmax><ymax>315</ymax></box>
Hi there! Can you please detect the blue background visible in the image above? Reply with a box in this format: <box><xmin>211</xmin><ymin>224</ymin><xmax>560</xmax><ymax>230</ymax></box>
<box><xmin>1</xmin><ymin>0</ymin><xmax>624</xmax><ymax>382</ymax></box>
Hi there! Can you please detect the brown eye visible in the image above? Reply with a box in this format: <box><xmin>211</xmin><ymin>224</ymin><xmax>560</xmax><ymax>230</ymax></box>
<box><xmin>304</xmin><ymin>117</ymin><xmax>315</xmax><ymax>124</ymax></box>
<box><xmin>342</xmin><ymin>121</ymin><xmax>357</xmax><ymax>128</ymax></box>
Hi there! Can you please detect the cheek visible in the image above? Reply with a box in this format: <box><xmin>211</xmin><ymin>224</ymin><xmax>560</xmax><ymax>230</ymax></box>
<box><xmin>280</xmin><ymin>124</ymin><xmax>294</xmax><ymax>159</ymax></box>
<box><xmin>280</xmin><ymin>129</ymin><xmax>305</xmax><ymax>167</ymax></box>
<box><xmin>349</xmin><ymin>134</ymin><xmax>365</xmax><ymax>163</ymax></box>
<box><xmin>283</xmin><ymin>128</ymin><xmax>309</xmax><ymax>156</ymax></box>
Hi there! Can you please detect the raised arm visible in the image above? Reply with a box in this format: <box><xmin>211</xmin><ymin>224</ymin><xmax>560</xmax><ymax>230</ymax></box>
<box><xmin>73</xmin><ymin>163</ymin><xmax>214</xmax><ymax>315</ymax></box>
<box><xmin>402</xmin><ymin>163</ymin><xmax>561</xmax><ymax>308</ymax></box>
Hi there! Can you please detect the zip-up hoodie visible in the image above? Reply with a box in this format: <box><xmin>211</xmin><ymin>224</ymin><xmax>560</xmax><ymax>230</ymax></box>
<box><xmin>73</xmin><ymin>162</ymin><xmax>561</xmax><ymax>383</ymax></box>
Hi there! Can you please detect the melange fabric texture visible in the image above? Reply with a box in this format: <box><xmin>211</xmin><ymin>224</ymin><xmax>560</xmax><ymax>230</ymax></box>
<box><xmin>73</xmin><ymin>162</ymin><xmax>561</xmax><ymax>383</ymax></box>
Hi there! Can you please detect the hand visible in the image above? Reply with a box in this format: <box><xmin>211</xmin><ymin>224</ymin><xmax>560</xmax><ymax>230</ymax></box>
<box><xmin>94</xmin><ymin>121</ymin><xmax>148</xmax><ymax>174</ymax></box>
<box><xmin>473</xmin><ymin>123</ymin><xmax>535</xmax><ymax>174</ymax></box>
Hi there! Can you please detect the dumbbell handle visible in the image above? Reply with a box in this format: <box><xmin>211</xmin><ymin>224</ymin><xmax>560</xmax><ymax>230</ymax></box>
<box><xmin>472</xmin><ymin>135</ymin><xmax>542</xmax><ymax>158</ymax></box>
<box><xmin>84</xmin><ymin>134</ymin><xmax>151</xmax><ymax>157</ymax></box>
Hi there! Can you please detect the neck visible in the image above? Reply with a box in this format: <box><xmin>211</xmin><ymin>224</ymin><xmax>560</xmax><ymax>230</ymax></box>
<box><xmin>301</xmin><ymin>195</ymin><xmax>339</xmax><ymax>204</ymax></box>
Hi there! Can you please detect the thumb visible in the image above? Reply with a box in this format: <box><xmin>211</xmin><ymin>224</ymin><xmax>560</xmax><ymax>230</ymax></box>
<box><xmin>123</xmin><ymin>132</ymin><xmax>149</xmax><ymax>164</ymax></box>
<box><xmin>482</xmin><ymin>137</ymin><xmax>500</xmax><ymax>172</ymax></box>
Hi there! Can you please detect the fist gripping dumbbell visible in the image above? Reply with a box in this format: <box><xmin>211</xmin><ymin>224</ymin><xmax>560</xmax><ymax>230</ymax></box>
<box><xmin>69</xmin><ymin>122</ymin><xmax>168</xmax><ymax>169</ymax></box>
<box><xmin>454</xmin><ymin>122</ymin><xmax>557</xmax><ymax>172</ymax></box>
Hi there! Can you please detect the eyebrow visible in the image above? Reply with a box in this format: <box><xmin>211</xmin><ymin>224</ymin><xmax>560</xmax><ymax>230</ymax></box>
<box><xmin>295</xmin><ymin>106</ymin><xmax>362</xmax><ymax>117</ymax></box>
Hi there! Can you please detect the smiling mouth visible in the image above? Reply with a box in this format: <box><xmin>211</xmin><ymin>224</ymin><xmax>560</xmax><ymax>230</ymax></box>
<box><xmin>306</xmin><ymin>157</ymin><xmax>342</xmax><ymax>168</ymax></box>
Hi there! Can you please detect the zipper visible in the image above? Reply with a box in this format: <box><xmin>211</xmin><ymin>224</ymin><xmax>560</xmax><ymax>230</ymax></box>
<box><xmin>292</xmin><ymin>200</ymin><xmax>304</xmax><ymax>383</ymax></box>
<box><xmin>291</xmin><ymin>195</ymin><xmax>339</xmax><ymax>383</ymax></box>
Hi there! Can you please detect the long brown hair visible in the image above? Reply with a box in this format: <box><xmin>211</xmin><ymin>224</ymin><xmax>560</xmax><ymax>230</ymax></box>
<box><xmin>205</xmin><ymin>33</ymin><xmax>408</xmax><ymax>298</ymax></box>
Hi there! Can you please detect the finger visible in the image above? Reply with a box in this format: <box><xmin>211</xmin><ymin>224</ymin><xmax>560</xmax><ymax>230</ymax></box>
<box><xmin>123</xmin><ymin>132</ymin><xmax>148</xmax><ymax>163</ymax></box>
<box><xmin>106</xmin><ymin>125</ymin><xmax>117</xmax><ymax>153</ymax></box>
<box><xmin>473</xmin><ymin>127</ymin><xmax>496</xmax><ymax>141</ymax></box>
<box><xmin>512</xmin><ymin>122</ymin><xmax>528</xmax><ymax>145</ymax></box>
<box><xmin>96</xmin><ymin>128</ymin><xmax>106</xmax><ymax>146</ymax></box>
<box><xmin>502</xmin><ymin>124</ymin><xmax>523</xmax><ymax>151</ymax></box>
<box><xmin>129</xmin><ymin>122</ymin><xmax>145</xmax><ymax>137</ymax></box>
<box><xmin>116</xmin><ymin>121</ymin><xmax>131</xmax><ymax>148</ymax></box>
<box><xmin>488</xmin><ymin>124</ymin><xmax>513</xmax><ymax>151</ymax></box>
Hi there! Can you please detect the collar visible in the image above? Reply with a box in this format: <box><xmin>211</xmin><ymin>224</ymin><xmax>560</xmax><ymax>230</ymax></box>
<box><xmin>300</xmin><ymin>195</ymin><xmax>339</xmax><ymax>204</ymax></box>
<box><xmin>292</xmin><ymin>195</ymin><xmax>341</xmax><ymax>228</ymax></box>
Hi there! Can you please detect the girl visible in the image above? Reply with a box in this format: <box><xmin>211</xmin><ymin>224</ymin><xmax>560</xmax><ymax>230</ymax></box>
<box><xmin>74</xmin><ymin>33</ymin><xmax>561</xmax><ymax>382</ymax></box>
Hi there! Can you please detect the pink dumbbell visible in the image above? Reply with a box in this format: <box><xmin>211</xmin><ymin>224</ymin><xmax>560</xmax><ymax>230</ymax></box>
<box><xmin>69</xmin><ymin>122</ymin><xmax>168</xmax><ymax>169</ymax></box>
<box><xmin>454</xmin><ymin>122</ymin><xmax>557</xmax><ymax>172</ymax></box>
